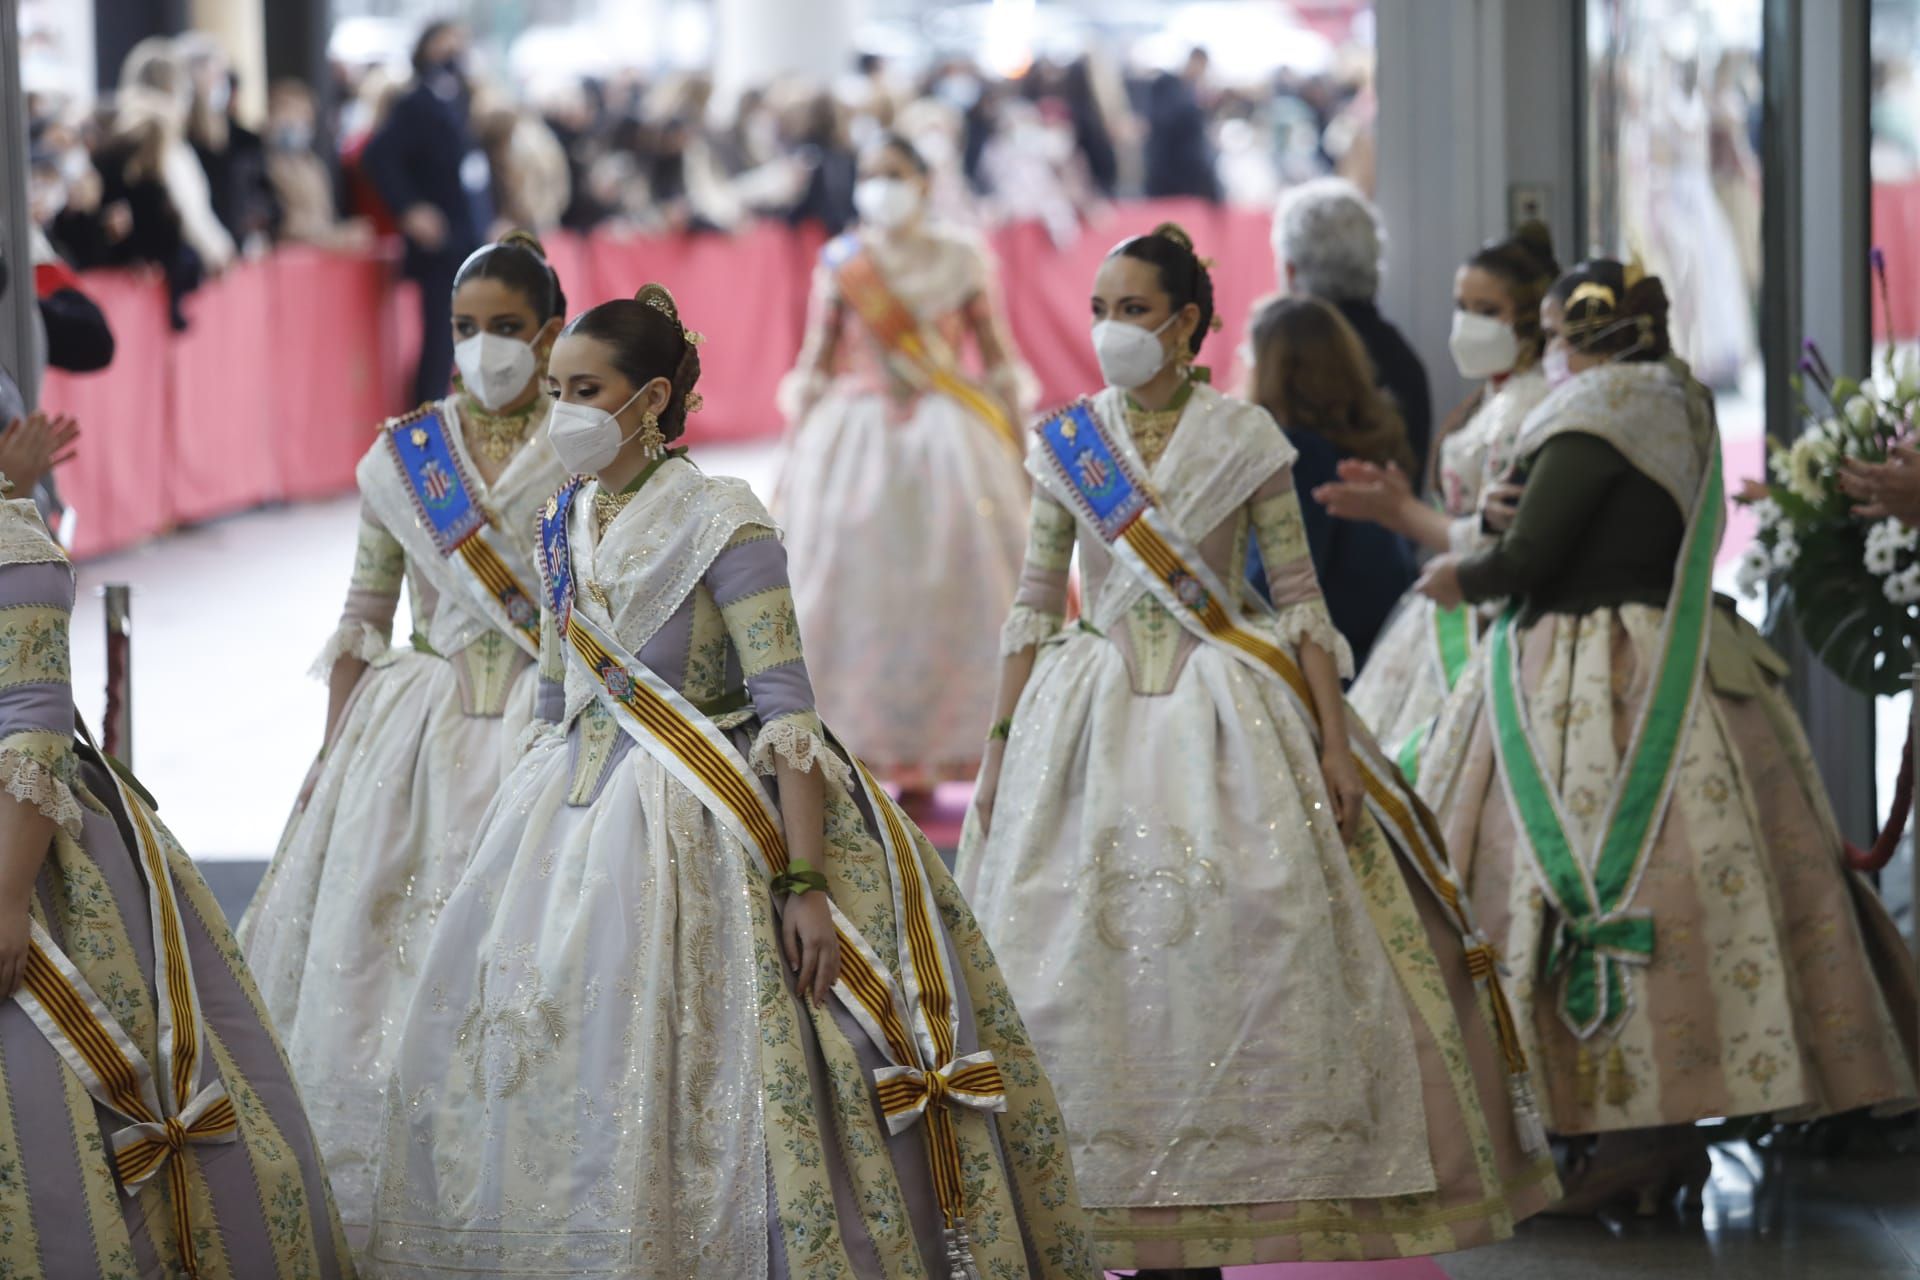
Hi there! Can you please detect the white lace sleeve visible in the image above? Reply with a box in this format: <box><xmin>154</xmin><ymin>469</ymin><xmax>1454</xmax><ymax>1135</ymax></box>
<box><xmin>308</xmin><ymin>621</ymin><xmax>391</xmax><ymax>680</ymax></box>
<box><xmin>1274</xmin><ymin>599</ymin><xmax>1355</xmax><ymax>680</ymax></box>
<box><xmin>1000</xmin><ymin>604</ymin><xmax>1063</xmax><ymax>655</ymax></box>
<box><xmin>0</xmin><ymin>734</ymin><xmax>84</xmax><ymax>838</ymax></box>
<box><xmin>748</xmin><ymin>711</ymin><xmax>855</xmax><ymax>792</ymax></box>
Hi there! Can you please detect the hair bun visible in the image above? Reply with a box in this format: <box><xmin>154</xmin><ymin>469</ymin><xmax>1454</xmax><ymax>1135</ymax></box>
<box><xmin>1151</xmin><ymin>221</ymin><xmax>1195</xmax><ymax>252</ymax></box>
<box><xmin>1622</xmin><ymin>275</ymin><xmax>1670</xmax><ymax>326</ymax></box>
<box><xmin>635</xmin><ymin>282</ymin><xmax>680</xmax><ymax>320</ymax></box>
<box><xmin>1509</xmin><ymin>219</ymin><xmax>1556</xmax><ymax>271</ymax></box>
<box><xmin>496</xmin><ymin>228</ymin><xmax>548</xmax><ymax>259</ymax></box>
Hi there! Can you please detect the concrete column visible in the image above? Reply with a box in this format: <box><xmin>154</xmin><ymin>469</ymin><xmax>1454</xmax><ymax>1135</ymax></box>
<box><xmin>1768</xmin><ymin>0</ymin><xmax>1878</xmax><ymax>842</ymax></box>
<box><xmin>188</xmin><ymin>0</ymin><xmax>266</xmax><ymax>126</ymax></box>
<box><xmin>1</xmin><ymin>0</ymin><xmax>36</xmax><ymax>409</ymax></box>
<box><xmin>712</xmin><ymin>0</ymin><xmax>860</xmax><ymax>104</ymax></box>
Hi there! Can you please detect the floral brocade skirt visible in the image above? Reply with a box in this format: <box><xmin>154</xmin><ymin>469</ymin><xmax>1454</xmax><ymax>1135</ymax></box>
<box><xmin>959</xmin><ymin>632</ymin><xmax>1558</xmax><ymax>1269</ymax></box>
<box><xmin>775</xmin><ymin>384</ymin><xmax>1027</xmax><ymax>787</ymax></box>
<box><xmin>1421</xmin><ymin>602</ymin><xmax>1920</xmax><ymax>1134</ymax></box>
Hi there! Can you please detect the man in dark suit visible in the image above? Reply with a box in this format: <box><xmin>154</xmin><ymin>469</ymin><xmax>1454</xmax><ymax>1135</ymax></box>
<box><xmin>363</xmin><ymin>21</ymin><xmax>496</xmax><ymax>407</ymax></box>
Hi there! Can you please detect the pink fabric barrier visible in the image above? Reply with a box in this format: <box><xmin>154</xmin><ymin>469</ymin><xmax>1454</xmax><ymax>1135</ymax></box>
<box><xmin>1875</xmin><ymin>179</ymin><xmax>1920</xmax><ymax>342</ymax></box>
<box><xmin>38</xmin><ymin>208</ymin><xmax>1278</xmax><ymax>559</ymax></box>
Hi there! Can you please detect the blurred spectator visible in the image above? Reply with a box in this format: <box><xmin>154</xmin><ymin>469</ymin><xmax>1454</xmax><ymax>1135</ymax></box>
<box><xmin>266</xmin><ymin>80</ymin><xmax>366</xmax><ymax>248</ymax></box>
<box><xmin>338</xmin><ymin>65</ymin><xmax>403</xmax><ymax>236</ymax></box>
<box><xmin>90</xmin><ymin>88</ymin><xmax>208</xmax><ymax>329</ymax></box>
<box><xmin>1272</xmin><ymin>177</ymin><xmax>1432</xmax><ymax>488</ymax></box>
<box><xmin>363</xmin><ymin>21</ymin><xmax>497</xmax><ymax>406</ymax></box>
<box><xmin>180</xmin><ymin>36</ymin><xmax>279</xmax><ymax>252</ymax></box>
<box><xmin>118</xmin><ymin>36</ymin><xmax>236</xmax><ymax>278</ymax></box>
<box><xmin>474</xmin><ymin>89</ymin><xmax>571</xmax><ymax>231</ymax></box>
<box><xmin>1143</xmin><ymin>48</ymin><xmax>1223</xmax><ymax>202</ymax></box>
<box><xmin>783</xmin><ymin>90</ymin><xmax>858</xmax><ymax>235</ymax></box>
<box><xmin>1058</xmin><ymin>57</ymin><xmax>1122</xmax><ymax>199</ymax></box>
<box><xmin>978</xmin><ymin>97</ymin><xmax>1091</xmax><ymax>246</ymax></box>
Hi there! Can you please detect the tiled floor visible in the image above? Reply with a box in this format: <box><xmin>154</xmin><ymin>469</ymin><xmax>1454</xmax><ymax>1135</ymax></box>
<box><xmin>69</xmin><ymin>438</ymin><xmax>1920</xmax><ymax>1279</ymax></box>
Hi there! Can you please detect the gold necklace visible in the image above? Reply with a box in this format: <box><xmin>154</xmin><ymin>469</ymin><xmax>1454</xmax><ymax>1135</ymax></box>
<box><xmin>1127</xmin><ymin>402</ymin><xmax>1184</xmax><ymax>469</ymax></box>
<box><xmin>593</xmin><ymin>486</ymin><xmax>637</xmax><ymax>534</ymax></box>
<box><xmin>460</xmin><ymin>393</ymin><xmax>544</xmax><ymax>465</ymax></box>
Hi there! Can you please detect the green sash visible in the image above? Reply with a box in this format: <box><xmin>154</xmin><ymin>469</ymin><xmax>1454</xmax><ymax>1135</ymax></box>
<box><xmin>1488</xmin><ymin>446</ymin><xmax>1723</xmax><ymax>1039</ymax></box>
<box><xmin>1394</xmin><ymin>603</ymin><xmax>1474</xmax><ymax>785</ymax></box>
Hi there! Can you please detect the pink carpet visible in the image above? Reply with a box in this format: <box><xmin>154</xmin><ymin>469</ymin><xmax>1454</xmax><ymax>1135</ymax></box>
<box><xmin>1106</xmin><ymin>1264</ymin><xmax>1448</xmax><ymax>1279</ymax></box>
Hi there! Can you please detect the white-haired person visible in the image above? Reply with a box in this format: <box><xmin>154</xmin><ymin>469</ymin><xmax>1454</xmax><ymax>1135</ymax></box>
<box><xmin>1272</xmin><ymin>177</ymin><xmax>1433</xmax><ymax>487</ymax></box>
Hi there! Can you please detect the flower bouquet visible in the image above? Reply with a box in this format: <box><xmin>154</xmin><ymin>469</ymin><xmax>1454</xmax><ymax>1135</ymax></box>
<box><xmin>1735</xmin><ymin>250</ymin><xmax>1920</xmax><ymax>699</ymax></box>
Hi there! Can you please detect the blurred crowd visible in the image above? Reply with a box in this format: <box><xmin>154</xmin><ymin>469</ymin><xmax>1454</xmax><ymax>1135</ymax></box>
<box><xmin>22</xmin><ymin>21</ymin><xmax>1375</xmax><ymax>332</ymax></box>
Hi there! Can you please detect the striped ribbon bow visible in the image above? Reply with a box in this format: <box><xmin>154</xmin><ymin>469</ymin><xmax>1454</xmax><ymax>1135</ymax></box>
<box><xmin>873</xmin><ymin>1052</ymin><xmax>1008</xmax><ymax>1136</ymax></box>
<box><xmin>109</xmin><ymin>1078</ymin><xmax>238</xmax><ymax>1188</ymax></box>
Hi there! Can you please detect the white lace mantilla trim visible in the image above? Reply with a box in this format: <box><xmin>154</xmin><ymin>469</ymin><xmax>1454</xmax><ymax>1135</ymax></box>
<box><xmin>1274</xmin><ymin>599</ymin><xmax>1355</xmax><ymax>680</ymax></box>
<box><xmin>747</xmin><ymin>715</ymin><xmax>854</xmax><ymax>792</ymax></box>
<box><xmin>308</xmin><ymin>622</ymin><xmax>390</xmax><ymax>680</ymax></box>
<box><xmin>0</xmin><ymin>748</ymin><xmax>84</xmax><ymax>838</ymax></box>
<box><xmin>513</xmin><ymin>718</ymin><xmax>563</xmax><ymax>758</ymax></box>
<box><xmin>999</xmin><ymin>605</ymin><xmax>1063</xmax><ymax>656</ymax></box>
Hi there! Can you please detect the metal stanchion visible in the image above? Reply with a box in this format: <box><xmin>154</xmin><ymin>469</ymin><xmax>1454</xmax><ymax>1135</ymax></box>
<box><xmin>101</xmin><ymin>584</ymin><xmax>132</xmax><ymax>767</ymax></box>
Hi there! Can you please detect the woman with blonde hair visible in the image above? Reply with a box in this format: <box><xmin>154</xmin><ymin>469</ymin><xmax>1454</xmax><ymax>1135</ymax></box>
<box><xmin>1244</xmin><ymin>292</ymin><xmax>1414</xmax><ymax>667</ymax></box>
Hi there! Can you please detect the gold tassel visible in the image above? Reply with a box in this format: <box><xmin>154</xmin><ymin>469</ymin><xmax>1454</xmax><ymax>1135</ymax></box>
<box><xmin>1606</xmin><ymin>1043</ymin><xmax>1634</xmax><ymax>1107</ymax></box>
<box><xmin>1576</xmin><ymin>1044</ymin><xmax>1597</xmax><ymax>1107</ymax></box>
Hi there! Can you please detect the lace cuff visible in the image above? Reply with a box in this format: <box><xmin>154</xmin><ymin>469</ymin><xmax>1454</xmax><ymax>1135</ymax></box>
<box><xmin>1274</xmin><ymin>599</ymin><xmax>1355</xmax><ymax>680</ymax></box>
<box><xmin>748</xmin><ymin>711</ymin><xmax>854</xmax><ymax>792</ymax></box>
<box><xmin>1000</xmin><ymin>604</ymin><xmax>1063</xmax><ymax>655</ymax></box>
<box><xmin>308</xmin><ymin>621</ymin><xmax>390</xmax><ymax>680</ymax></box>
<box><xmin>513</xmin><ymin>717</ymin><xmax>563</xmax><ymax>758</ymax></box>
<box><xmin>0</xmin><ymin>735</ymin><xmax>84</xmax><ymax>838</ymax></box>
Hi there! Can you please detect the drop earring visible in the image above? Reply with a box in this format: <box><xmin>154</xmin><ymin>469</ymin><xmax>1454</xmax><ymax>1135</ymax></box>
<box><xmin>635</xmin><ymin>408</ymin><xmax>665</xmax><ymax>460</ymax></box>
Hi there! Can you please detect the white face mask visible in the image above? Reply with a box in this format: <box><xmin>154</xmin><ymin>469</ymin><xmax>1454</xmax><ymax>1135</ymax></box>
<box><xmin>1543</xmin><ymin>343</ymin><xmax>1573</xmax><ymax>388</ymax></box>
<box><xmin>454</xmin><ymin>332</ymin><xmax>538</xmax><ymax>411</ymax></box>
<box><xmin>1449</xmin><ymin>310</ymin><xmax>1521</xmax><ymax>380</ymax></box>
<box><xmin>855</xmin><ymin>177</ymin><xmax>921</xmax><ymax>229</ymax></box>
<box><xmin>1092</xmin><ymin>315</ymin><xmax>1178</xmax><ymax>390</ymax></box>
<box><xmin>546</xmin><ymin>387</ymin><xmax>647</xmax><ymax>476</ymax></box>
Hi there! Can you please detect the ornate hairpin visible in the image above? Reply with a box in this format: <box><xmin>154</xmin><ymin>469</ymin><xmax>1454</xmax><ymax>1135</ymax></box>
<box><xmin>684</xmin><ymin>391</ymin><xmax>705</xmax><ymax>414</ymax></box>
<box><xmin>684</xmin><ymin>328</ymin><xmax>704</xmax><ymax>346</ymax></box>
<box><xmin>1566</xmin><ymin>282</ymin><xmax>1618</xmax><ymax>313</ymax></box>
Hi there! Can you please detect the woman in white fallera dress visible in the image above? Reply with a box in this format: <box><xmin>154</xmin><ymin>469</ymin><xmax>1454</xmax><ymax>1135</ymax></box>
<box><xmin>366</xmin><ymin>286</ymin><xmax>1095</xmax><ymax>1279</ymax></box>
<box><xmin>775</xmin><ymin>132</ymin><xmax>1035</xmax><ymax>798</ymax></box>
<box><xmin>1324</xmin><ymin>223</ymin><xmax>1560</xmax><ymax>785</ymax></box>
<box><xmin>959</xmin><ymin>225</ymin><xmax>1556</xmax><ymax>1278</ymax></box>
<box><xmin>239</xmin><ymin>232</ymin><xmax>568</xmax><ymax>1247</ymax></box>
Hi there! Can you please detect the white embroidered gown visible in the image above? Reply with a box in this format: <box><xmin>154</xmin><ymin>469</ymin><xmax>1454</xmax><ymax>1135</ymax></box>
<box><xmin>239</xmin><ymin>395</ymin><xmax>563</xmax><ymax>1245</ymax></box>
<box><xmin>959</xmin><ymin>383</ymin><xmax>1557</xmax><ymax>1269</ymax></box>
<box><xmin>774</xmin><ymin>228</ymin><xmax>1033</xmax><ymax>786</ymax></box>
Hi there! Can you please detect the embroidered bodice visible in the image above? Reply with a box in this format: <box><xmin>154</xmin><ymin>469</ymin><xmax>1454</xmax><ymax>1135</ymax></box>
<box><xmin>533</xmin><ymin>460</ymin><xmax>842</xmax><ymax>802</ymax></box>
<box><xmin>0</xmin><ymin>503</ymin><xmax>87</xmax><ymax>839</ymax></box>
<box><xmin>316</xmin><ymin>395</ymin><xmax>563</xmax><ymax>717</ymax></box>
<box><xmin>784</xmin><ymin>226</ymin><xmax>1031</xmax><ymax>416</ymax></box>
<box><xmin>1004</xmin><ymin>389</ymin><xmax>1352</xmax><ymax>696</ymax></box>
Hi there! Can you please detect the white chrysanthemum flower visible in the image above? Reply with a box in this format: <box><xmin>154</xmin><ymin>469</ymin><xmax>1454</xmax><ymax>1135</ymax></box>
<box><xmin>1898</xmin><ymin>348</ymin><xmax>1920</xmax><ymax>401</ymax></box>
<box><xmin>1771</xmin><ymin>522</ymin><xmax>1801</xmax><ymax>570</ymax></box>
<box><xmin>1785</xmin><ymin>433</ymin><xmax>1837</xmax><ymax>504</ymax></box>
<box><xmin>1749</xmin><ymin>497</ymin><xmax>1782</xmax><ymax>532</ymax></box>
<box><xmin>1846</xmin><ymin>396</ymin><xmax>1879</xmax><ymax>436</ymax></box>
<box><xmin>1885</xmin><ymin>564</ymin><xmax>1920</xmax><ymax>606</ymax></box>
<box><xmin>1734</xmin><ymin>542</ymin><xmax>1772</xmax><ymax>599</ymax></box>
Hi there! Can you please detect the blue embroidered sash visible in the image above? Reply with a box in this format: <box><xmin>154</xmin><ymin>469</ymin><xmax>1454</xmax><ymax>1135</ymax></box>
<box><xmin>385</xmin><ymin>405</ymin><xmax>542</xmax><ymax>651</ymax></box>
